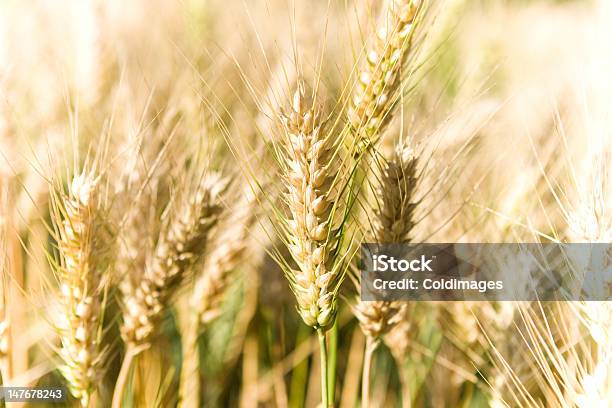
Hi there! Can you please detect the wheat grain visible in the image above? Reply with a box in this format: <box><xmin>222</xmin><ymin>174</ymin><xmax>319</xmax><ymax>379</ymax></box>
<box><xmin>114</xmin><ymin>109</ymin><xmax>177</xmax><ymax>301</ymax></box>
<box><xmin>354</xmin><ymin>301</ymin><xmax>405</xmax><ymax>342</ymax></box>
<box><xmin>52</xmin><ymin>172</ymin><xmax>109</xmax><ymax>407</ymax></box>
<box><xmin>115</xmin><ymin>156</ymin><xmax>163</xmax><ymax>302</ymax></box>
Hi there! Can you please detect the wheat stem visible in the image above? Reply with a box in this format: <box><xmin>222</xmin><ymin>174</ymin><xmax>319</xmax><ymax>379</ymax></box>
<box><xmin>327</xmin><ymin>320</ymin><xmax>338</xmax><ymax>404</ymax></box>
<box><xmin>178</xmin><ymin>314</ymin><xmax>202</xmax><ymax>408</ymax></box>
<box><xmin>277</xmin><ymin>83</ymin><xmax>352</xmax><ymax>407</ymax></box>
<box><xmin>361</xmin><ymin>336</ymin><xmax>378</xmax><ymax>408</ymax></box>
<box><xmin>317</xmin><ymin>328</ymin><xmax>329</xmax><ymax>408</ymax></box>
<box><xmin>111</xmin><ymin>344</ymin><xmax>142</xmax><ymax>408</ymax></box>
<box><xmin>117</xmin><ymin>173</ymin><xmax>227</xmax><ymax>406</ymax></box>
<box><xmin>354</xmin><ymin>145</ymin><xmax>418</xmax><ymax>405</ymax></box>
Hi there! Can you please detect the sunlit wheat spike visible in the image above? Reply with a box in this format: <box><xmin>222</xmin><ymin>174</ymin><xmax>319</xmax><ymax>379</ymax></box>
<box><xmin>114</xmin><ymin>109</ymin><xmax>177</xmax><ymax>301</ymax></box>
<box><xmin>115</xmin><ymin>155</ymin><xmax>164</xmax><ymax>302</ymax></box>
<box><xmin>352</xmin><ymin>143</ymin><xmax>419</xmax><ymax>407</ymax></box>
<box><xmin>191</xmin><ymin>190</ymin><xmax>258</xmax><ymax>325</ymax></box>
<box><xmin>282</xmin><ymin>85</ymin><xmax>344</xmax><ymax>329</ymax></box>
<box><xmin>348</xmin><ymin>0</ymin><xmax>423</xmax><ymax>153</ymax></box>
<box><xmin>53</xmin><ymin>172</ymin><xmax>109</xmax><ymax>407</ymax></box>
<box><xmin>354</xmin><ymin>145</ymin><xmax>417</xmax><ymax>339</ymax></box>
<box><xmin>121</xmin><ymin>173</ymin><xmax>228</xmax><ymax>347</ymax></box>
<box><xmin>371</xmin><ymin>145</ymin><xmax>418</xmax><ymax>243</ymax></box>
<box><xmin>353</xmin><ymin>300</ymin><xmax>405</xmax><ymax>340</ymax></box>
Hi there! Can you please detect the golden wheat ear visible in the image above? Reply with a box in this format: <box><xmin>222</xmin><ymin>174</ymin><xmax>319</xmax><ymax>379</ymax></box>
<box><xmin>256</xmin><ymin>77</ymin><xmax>359</xmax><ymax>408</ymax></box>
<box><xmin>120</xmin><ymin>172</ymin><xmax>229</xmax><ymax>349</ymax></box>
<box><xmin>50</xmin><ymin>170</ymin><xmax>112</xmax><ymax>407</ymax></box>
<box><xmin>280</xmin><ymin>85</ymin><xmax>348</xmax><ymax>330</ymax></box>
<box><xmin>348</xmin><ymin>0</ymin><xmax>425</xmax><ymax>154</ymax></box>
<box><xmin>112</xmin><ymin>170</ymin><xmax>229</xmax><ymax>407</ymax></box>
<box><xmin>190</xmin><ymin>186</ymin><xmax>259</xmax><ymax>327</ymax></box>
<box><xmin>353</xmin><ymin>145</ymin><xmax>418</xmax><ymax>338</ymax></box>
<box><xmin>348</xmin><ymin>143</ymin><xmax>418</xmax><ymax>407</ymax></box>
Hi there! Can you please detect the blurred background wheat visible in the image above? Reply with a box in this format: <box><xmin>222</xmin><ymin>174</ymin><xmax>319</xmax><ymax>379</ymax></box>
<box><xmin>0</xmin><ymin>0</ymin><xmax>610</xmax><ymax>407</ymax></box>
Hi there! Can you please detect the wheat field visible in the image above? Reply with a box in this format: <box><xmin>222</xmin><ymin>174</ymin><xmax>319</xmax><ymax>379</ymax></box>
<box><xmin>0</xmin><ymin>0</ymin><xmax>611</xmax><ymax>407</ymax></box>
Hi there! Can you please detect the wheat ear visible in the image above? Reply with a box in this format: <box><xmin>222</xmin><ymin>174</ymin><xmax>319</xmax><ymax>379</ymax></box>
<box><xmin>179</xmin><ymin>189</ymin><xmax>258</xmax><ymax>408</ymax></box>
<box><xmin>52</xmin><ymin>172</ymin><xmax>109</xmax><ymax>407</ymax></box>
<box><xmin>348</xmin><ymin>0</ymin><xmax>423</xmax><ymax>153</ymax></box>
<box><xmin>354</xmin><ymin>146</ymin><xmax>417</xmax><ymax>338</ymax></box>
<box><xmin>121</xmin><ymin>172</ymin><xmax>228</xmax><ymax>347</ymax></box>
<box><xmin>113</xmin><ymin>172</ymin><xmax>227</xmax><ymax>408</ymax></box>
<box><xmin>283</xmin><ymin>87</ymin><xmax>344</xmax><ymax>330</ymax></box>
<box><xmin>277</xmin><ymin>84</ymin><xmax>351</xmax><ymax>407</ymax></box>
<box><xmin>114</xmin><ymin>150</ymin><xmax>153</xmax><ymax>299</ymax></box>
<box><xmin>352</xmin><ymin>145</ymin><xmax>417</xmax><ymax>407</ymax></box>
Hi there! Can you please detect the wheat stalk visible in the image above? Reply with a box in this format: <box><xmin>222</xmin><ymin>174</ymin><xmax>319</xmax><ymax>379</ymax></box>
<box><xmin>51</xmin><ymin>171</ymin><xmax>109</xmax><ymax>407</ymax></box>
<box><xmin>348</xmin><ymin>0</ymin><xmax>423</xmax><ymax>153</ymax></box>
<box><xmin>115</xmin><ymin>150</ymin><xmax>166</xmax><ymax>302</ymax></box>
<box><xmin>348</xmin><ymin>8</ymin><xmax>427</xmax><ymax>395</ymax></box>
<box><xmin>113</xmin><ymin>172</ymin><xmax>228</xmax><ymax>408</ymax></box>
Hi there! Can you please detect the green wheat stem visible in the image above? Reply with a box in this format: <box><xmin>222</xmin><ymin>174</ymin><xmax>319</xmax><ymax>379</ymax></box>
<box><xmin>317</xmin><ymin>328</ymin><xmax>329</xmax><ymax>408</ymax></box>
<box><xmin>289</xmin><ymin>324</ymin><xmax>310</xmax><ymax>407</ymax></box>
<box><xmin>327</xmin><ymin>320</ymin><xmax>338</xmax><ymax>405</ymax></box>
